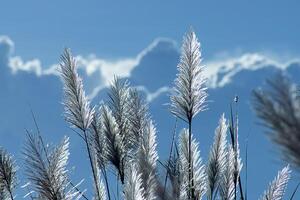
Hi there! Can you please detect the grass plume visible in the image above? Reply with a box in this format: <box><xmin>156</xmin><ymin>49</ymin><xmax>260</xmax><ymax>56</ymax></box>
<box><xmin>0</xmin><ymin>148</ymin><xmax>17</xmax><ymax>200</ymax></box>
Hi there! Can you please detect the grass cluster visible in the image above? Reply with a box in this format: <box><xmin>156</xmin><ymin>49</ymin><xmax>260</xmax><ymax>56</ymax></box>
<box><xmin>0</xmin><ymin>30</ymin><xmax>295</xmax><ymax>200</ymax></box>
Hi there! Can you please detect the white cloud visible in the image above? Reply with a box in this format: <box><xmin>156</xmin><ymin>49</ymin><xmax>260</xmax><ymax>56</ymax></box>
<box><xmin>5</xmin><ymin>36</ymin><xmax>176</xmax><ymax>84</ymax></box>
<box><xmin>0</xmin><ymin>36</ymin><xmax>14</xmax><ymax>54</ymax></box>
<box><xmin>75</xmin><ymin>55</ymin><xmax>137</xmax><ymax>85</ymax></box>
<box><xmin>74</xmin><ymin>37</ymin><xmax>177</xmax><ymax>87</ymax></box>
<box><xmin>204</xmin><ymin>53</ymin><xmax>299</xmax><ymax>88</ymax></box>
<box><xmin>3</xmin><ymin>36</ymin><xmax>177</xmax><ymax>101</ymax></box>
<box><xmin>135</xmin><ymin>85</ymin><xmax>171</xmax><ymax>102</ymax></box>
<box><xmin>9</xmin><ymin>57</ymin><xmax>43</xmax><ymax>75</ymax></box>
<box><xmin>1</xmin><ymin>35</ymin><xmax>299</xmax><ymax>103</ymax></box>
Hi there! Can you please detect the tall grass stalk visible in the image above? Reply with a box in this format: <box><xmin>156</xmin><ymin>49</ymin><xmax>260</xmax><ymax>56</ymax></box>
<box><xmin>170</xmin><ymin>29</ymin><xmax>207</xmax><ymax>200</ymax></box>
<box><xmin>59</xmin><ymin>49</ymin><xmax>100</xmax><ymax>199</ymax></box>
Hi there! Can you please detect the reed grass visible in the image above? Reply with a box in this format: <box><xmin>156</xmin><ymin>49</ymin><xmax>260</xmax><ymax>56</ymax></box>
<box><xmin>0</xmin><ymin>30</ymin><xmax>295</xmax><ymax>200</ymax></box>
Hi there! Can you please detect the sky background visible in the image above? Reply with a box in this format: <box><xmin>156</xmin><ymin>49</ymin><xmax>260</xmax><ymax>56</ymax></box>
<box><xmin>1</xmin><ymin>1</ymin><xmax>300</xmax><ymax>63</ymax></box>
<box><xmin>1</xmin><ymin>0</ymin><xmax>300</xmax><ymax>199</ymax></box>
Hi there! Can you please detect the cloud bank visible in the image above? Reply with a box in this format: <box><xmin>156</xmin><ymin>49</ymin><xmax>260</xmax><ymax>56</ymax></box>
<box><xmin>1</xmin><ymin>35</ymin><xmax>299</xmax><ymax>102</ymax></box>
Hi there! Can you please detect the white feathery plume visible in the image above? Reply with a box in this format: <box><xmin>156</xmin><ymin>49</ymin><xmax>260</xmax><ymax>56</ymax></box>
<box><xmin>219</xmin><ymin>145</ymin><xmax>235</xmax><ymax>200</ymax></box>
<box><xmin>179</xmin><ymin>129</ymin><xmax>206</xmax><ymax>199</ymax></box>
<box><xmin>137</xmin><ymin>120</ymin><xmax>158</xmax><ymax>200</ymax></box>
<box><xmin>0</xmin><ymin>148</ymin><xmax>17</xmax><ymax>200</ymax></box>
<box><xmin>101</xmin><ymin>105</ymin><xmax>126</xmax><ymax>183</ymax></box>
<box><xmin>60</xmin><ymin>49</ymin><xmax>104</xmax><ymax>199</ymax></box>
<box><xmin>260</xmin><ymin>165</ymin><xmax>291</xmax><ymax>200</ymax></box>
<box><xmin>207</xmin><ymin>114</ymin><xmax>228</xmax><ymax>200</ymax></box>
<box><xmin>91</xmin><ymin>107</ymin><xmax>107</xmax><ymax>169</ymax></box>
<box><xmin>92</xmin><ymin>153</ymin><xmax>107</xmax><ymax>200</ymax></box>
<box><xmin>24</xmin><ymin>134</ymin><xmax>79</xmax><ymax>200</ymax></box>
<box><xmin>128</xmin><ymin>88</ymin><xmax>149</xmax><ymax>148</ymax></box>
<box><xmin>233</xmin><ymin>118</ymin><xmax>242</xmax><ymax>189</ymax></box>
<box><xmin>48</xmin><ymin>137</ymin><xmax>69</xmax><ymax>191</ymax></box>
<box><xmin>170</xmin><ymin>29</ymin><xmax>207</xmax><ymax>200</ymax></box>
<box><xmin>124</xmin><ymin>165</ymin><xmax>145</xmax><ymax>200</ymax></box>
<box><xmin>50</xmin><ymin>137</ymin><xmax>82</xmax><ymax>200</ymax></box>
<box><xmin>179</xmin><ymin>179</ymin><xmax>189</xmax><ymax>200</ymax></box>
<box><xmin>170</xmin><ymin>29</ymin><xmax>207</xmax><ymax>122</ymax></box>
<box><xmin>59</xmin><ymin>49</ymin><xmax>94</xmax><ymax>132</ymax></box>
<box><xmin>107</xmin><ymin>77</ymin><xmax>132</xmax><ymax>150</ymax></box>
<box><xmin>96</xmin><ymin>178</ymin><xmax>106</xmax><ymax>200</ymax></box>
<box><xmin>252</xmin><ymin>73</ymin><xmax>300</xmax><ymax>169</ymax></box>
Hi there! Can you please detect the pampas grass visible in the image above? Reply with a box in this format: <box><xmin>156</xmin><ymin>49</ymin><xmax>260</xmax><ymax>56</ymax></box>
<box><xmin>170</xmin><ymin>29</ymin><xmax>208</xmax><ymax>200</ymax></box>
<box><xmin>179</xmin><ymin>129</ymin><xmax>207</xmax><ymax>200</ymax></box>
<box><xmin>0</xmin><ymin>148</ymin><xmax>17</xmax><ymax>200</ymax></box>
<box><xmin>170</xmin><ymin>29</ymin><xmax>207</xmax><ymax>122</ymax></box>
<box><xmin>59</xmin><ymin>49</ymin><xmax>94</xmax><ymax>132</ymax></box>
<box><xmin>92</xmin><ymin>154</ymin><xmax>107</xmax><ymax>200</ymax></box>
<box><xmin>207</xmin><ymin>114</ymin><xmax>228</xmax><ymax>200</ymax></box>
<box><xmin>252</xmin><ymin>73</ymin><xmax>300</xmax><ymax>169</ymax></box>
<box><xmin>107</xmin><ymin>77</ymin><xmax>132</xmax><ymax>151</ymax></box>
<box><xmin>260</xmin><ymin>165</ymin><xmax>291</xmax><ymax>200</ymax></box>
<box><xmin>100</xmin><ymin>105</ymin><xmax>125</xmax><ymax>184</ymax></box>
<box><xmin>23</xmin><ymin>133</ymin><xmax>80</xmax><ymax>200</ymax></box>
<box><xmin>128</xmin><ymin>88</ymin><xmax>149</xmax><ymax>145</ymax></box>
<box><xmin>219</xmin><ymin>146</ymin><xmax>235</xmax><ymax>200</ymax></box>
<box><xmin>124</xmin><ymin>165</ymin><xmax>145</xmax><ymax>200</ymax></box>
<box><xmin>136</xmin><ymin>120</ymin><xmax>158</xmax><ymax>200</ymax></box>
<box><xmin>59</xmin><ymin>49</ymin><xmax>102</xmax><ymax>199</ymax></box>
<box><xmin>0</xmin><ymin>29</ymin><xmax>296</xmax><ymax>200</ymax></box>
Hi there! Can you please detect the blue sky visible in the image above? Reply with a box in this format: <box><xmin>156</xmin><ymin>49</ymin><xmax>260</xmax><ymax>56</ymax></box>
<box><xmin>1</xmin><ymin>0</ymin><xmax>300</xmax><ymax>64</ymax></box>
<box><xmin>1</xmin><ymin>0</ymin><xmax>300</xmax><ymax>199</ymax></box>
